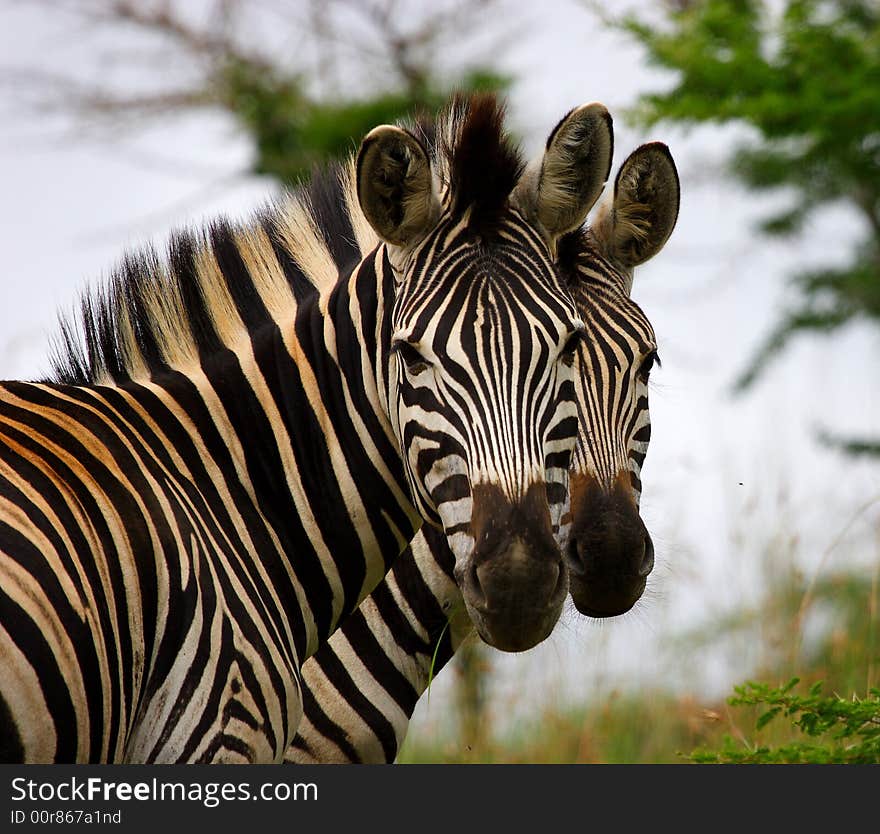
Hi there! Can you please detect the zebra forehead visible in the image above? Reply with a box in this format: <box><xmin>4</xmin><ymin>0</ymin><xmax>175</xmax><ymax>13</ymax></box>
<box><xmin>397</xmin><ymin>280</ymin><xmax>578</xmax><ymax>352</ymax></box>
<box><xmin>404</xmin><ymin>245</ymin><xmax>565</xmax><ymax>310</ymax></box>
<box><xmin>394</xmin><ymin>228</ymin><xmax>576</xmax><ymax>334</ymax></box>
<box><xmin>556</xmin><ymin>234</ymin><xmax>656</xmax><ymax>342</ymax></box>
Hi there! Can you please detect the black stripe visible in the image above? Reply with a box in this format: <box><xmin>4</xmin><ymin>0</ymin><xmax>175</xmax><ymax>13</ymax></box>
<box><xmin>312</xmin><ymin>625</ymin><xmax>401</xmax><ymax>762</ymax></box>
<box><xmin>170</xmin><ymin>230</ymin><xmax>225</xmax><ymax>360</ymax></box>
<box><xmin>115</xmin><ymin>250</ymin><xmax>167</xmax><ymax>379</ymax></box>
<box><xmin>262</xmin><ymin>212</ymin><xmax>319</xmax><ymax>305</ymax></box>
<box><xmin>296</xmin><ymin>678</ymin><xmax>362</xmax><ymax>763</ymax></box>
<box><xmin>340</xmin><ymin>607</ymin><xmax>420</xmax><ymax>717</ymax></box>
<box><xmin>0</xmin><ymin>557</ymin><xmax>79</xmax><ymax>762</ymax></box>
<box><xmin>0</xmin><ymin>689</ymin><xmax>24</xmax><ymax>763</ymax></box>
<box><xmin>307</xmin><ymin>165</ymin><xmax>362</xmax><ymax>275</ymax></box>
<box><xmin>385</xmin><ymin>536</ymin><xmax>455</xmax><ymax>650</ymax></box>
<box><xmin>632</xmin><ymin>423</ymin><xmax>652</xmax><ymax>444</ymax></box>
<box><xmin>210</xmin><ymin>220</ymin><xmax>272</xmax><ymax>333</ymax></box>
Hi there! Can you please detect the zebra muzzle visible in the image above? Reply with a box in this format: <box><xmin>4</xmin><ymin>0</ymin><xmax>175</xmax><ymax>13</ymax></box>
<box><xmin>456</xmin><ymin>482</ymin><xmax>569</xmax><ymax>652</ymax></box>
<box><xmin>565</xmin><ymin>472</ymin><xmax>654</xmax><ymax>618</ymax></box>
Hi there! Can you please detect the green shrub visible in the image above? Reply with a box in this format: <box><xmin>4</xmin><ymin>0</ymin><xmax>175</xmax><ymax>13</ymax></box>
<box><xmin>690</xmin><ymin>678</ymin><xmax>880</xmax><ymax>764</ymax></box>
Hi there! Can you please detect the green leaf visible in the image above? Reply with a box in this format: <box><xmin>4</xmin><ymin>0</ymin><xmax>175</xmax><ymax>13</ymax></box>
<box><xmin>756</xmin><ymin>706</ymin><xmax>782</xmax><ymax>730</ymax></box>
<box><xmin>784</xmin><ymin>677</ymin><xmax>802</xmax><ymax>693</ymax></box>
<box><xmin>602</xmin><ymin>0</ymin><xmax>880</xmax><ymax>391</ymax></box>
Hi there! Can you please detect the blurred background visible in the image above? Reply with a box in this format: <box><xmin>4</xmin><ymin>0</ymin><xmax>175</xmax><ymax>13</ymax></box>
<box><xmin>0</xmin><ymin>0</ymin><xmax>877</xmax><ymax>762</ymax></box>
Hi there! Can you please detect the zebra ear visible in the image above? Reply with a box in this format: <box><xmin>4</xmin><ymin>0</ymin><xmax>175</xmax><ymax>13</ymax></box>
<box><xmin>356</xmin><ymin>126</ymin><xmax>440</xmax><ymax>247</ymax></box>
<box><xmin>592</xmin><ymin>142</ymin><xmax>680</xmax><ymax>274</ymax></box>
<box><xmin>514</xmin><ymin>103</ymin><xmax>614</xmax><ymax>247</ymax></box>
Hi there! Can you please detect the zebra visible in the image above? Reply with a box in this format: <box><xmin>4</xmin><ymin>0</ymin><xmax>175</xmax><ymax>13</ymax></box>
<box><xmin>0</xmin><ymin>93</ymin><xmax>614</xmax><ymax>762</ymax></box>
<box><xmin>285</xmin><ymin>141</ymin><xmax>681</xmax><ymax>763</ymax></box>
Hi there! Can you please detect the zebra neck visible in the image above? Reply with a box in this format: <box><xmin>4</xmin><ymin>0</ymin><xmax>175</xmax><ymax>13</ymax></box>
<box><xmin>345</xmin><ymin>526</ymin><xmax>472</xmax><ymax>702</ymax></box>
<box><xmin>222</xmin><ymin>248</ymin><xmax>421</xmax><ymax>659</ymax></box>
<box><xmin>287</xmin><ymin>526</ymin><xmax>473</xmax><ymax>764</ymax></box>
<box><xmin>376</xmin><ymin>526</ymin><xmax>473</xmax><ymax>693</ymax></box>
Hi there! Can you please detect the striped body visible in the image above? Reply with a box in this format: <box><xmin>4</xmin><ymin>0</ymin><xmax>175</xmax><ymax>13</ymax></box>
<box><xmin>287</xmin><ymin>143</ymin><xmax>681</xmax><ymax>763</ymax></box>
<box><xmin>0</xmin><ymin>95</ymin><xmax>614</xmax><ymax>762</ymax></box>
<box><xmin>0</xmin><ymin>243</ymin><xmax>419</xmax><ymax>762</ymax></box>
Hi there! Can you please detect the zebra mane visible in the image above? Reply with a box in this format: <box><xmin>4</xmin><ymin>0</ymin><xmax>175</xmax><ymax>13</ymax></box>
<box><xmin>421</xmin><ymin>92</ymin><xmax>525</xmax><ymax>234</ymax></box>
<box><xmin>47</xmin><ymin>92</ymin><xmax>523</xmax><ymax>387</ymax></box>
<box><xmin>48</xmin><ymin>156</ymin><xmax>379</xmax><ymax>386</ymax></box>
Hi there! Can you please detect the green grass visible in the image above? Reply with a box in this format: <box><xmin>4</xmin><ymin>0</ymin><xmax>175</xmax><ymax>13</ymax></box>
<box><xmin>400</xmin><ymin>677</ymin><xmax>880</xmax><ymax>764</ymax></box>
<box><xmin>400</xmin><ymin>691</ymin><xmax>719</xmax><ymax>763</ymax></box>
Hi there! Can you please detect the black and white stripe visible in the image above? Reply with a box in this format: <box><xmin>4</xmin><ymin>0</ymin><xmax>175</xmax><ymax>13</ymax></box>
<box><xmin>286</xmin><ymin>142</ymin><xmax>681</xmax><ymax>763</ymax></box>
<box><xmin>0</xmin><ymin>94</ymin><xmax>615</xmax><ymax>762</ymax></box>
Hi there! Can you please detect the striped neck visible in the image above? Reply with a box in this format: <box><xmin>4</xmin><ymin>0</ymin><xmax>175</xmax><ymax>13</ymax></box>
<box><xmin>264</xmin><ymin>248</ymin><xmax>421</xmax><ymax>659</ymax></box>
<box><xmin>162</xmin><ymin>243</ymin><xmax>422</xmax><ymax>664</ymax></box>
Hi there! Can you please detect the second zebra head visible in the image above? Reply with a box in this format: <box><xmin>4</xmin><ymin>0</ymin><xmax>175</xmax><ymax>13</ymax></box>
<box><xmin>559</xmin><ymin>141</ymin><xmax>680</xmax><ymax>618</ymax></box>
<box><xmin>356</xmin><ymin>95</ymin><xmax>614</xmax><ymax>651</ymax></box>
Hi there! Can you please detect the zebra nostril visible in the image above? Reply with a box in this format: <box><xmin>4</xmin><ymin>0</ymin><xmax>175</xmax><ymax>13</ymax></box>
<box><xmin>639</xmin><ymin>533</ymin><xmax>655</xmax><ymax>577</ymax></box>
<box><xmin>564</xmin><ymin>539</ymin><xmax>586</xmax><ymax>577</ymax></box>
<box><xmin>551</xmin><ymin>560</ymin><xmax>567</xmax><ymax>599</ymax></box>
<box><xmin>463</xmin><ymin>563</ymin><xmax>487</xmax><ymax>608</ymax></box>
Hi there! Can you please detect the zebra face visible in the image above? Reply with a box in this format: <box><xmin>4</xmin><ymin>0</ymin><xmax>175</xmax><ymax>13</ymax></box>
<box><xmin>357</xmin><ymin>95</ymin><xmax>615</xmax><ymax>651</ymax></box>
<box><xmin>388</xmin><ymin>219</ymin><xmax>584</xmax><ymax>651</ymax></box>
<box><xmin>559</xmin><ymin>142</ymin><xmax>680</xmax><ymax>619</ymax></box>
<box><xmin>565</xmin><ymin>284</ymin><xmax>658</xmax><ymax>617</ymax></box>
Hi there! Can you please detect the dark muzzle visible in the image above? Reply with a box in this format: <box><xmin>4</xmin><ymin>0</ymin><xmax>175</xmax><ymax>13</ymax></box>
<box><xmin>566</xmin><ymin>472</ymin><xmax>653</xmax><ymax>618</ymax></box>
<box><xmin>456</xmin><ymin>482</ymin><xmax>568</xmax><ymax>652</ymax></box>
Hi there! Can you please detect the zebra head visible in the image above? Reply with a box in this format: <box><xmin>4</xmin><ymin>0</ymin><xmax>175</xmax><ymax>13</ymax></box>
<box><xmin>356</xmin><ymin>95</ymin><xmax>614</xmax><ymax>651</ymax></box>
<box><xmin>559</xmin><ymin>142</ymin><xmax>680</xmax><ymax>618</ymax></box>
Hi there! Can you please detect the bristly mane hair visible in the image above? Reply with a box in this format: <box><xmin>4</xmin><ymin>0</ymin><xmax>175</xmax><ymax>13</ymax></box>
<box><xmin>555</xmin><ymin>227</ymin><xmax>590</xmax><ymax>286</ymax></box>
<box><xmin>46</xmin><ymin>153</ymin><xmax>372</xmax><ymax>387</ymax></box>
<box><xmin>555</xmin><ymin>225</ymin><xmax>631</xmax><ymax>300</ymax></box>
<box><xmin>431</xmin><ymin>92</ymin><xmax>524</xmax><ymax>234</ymax></box>
<box><xmin>46</xmin><ymin>92</ymin><xmax>524</xmax><ymax>388</ymax></box>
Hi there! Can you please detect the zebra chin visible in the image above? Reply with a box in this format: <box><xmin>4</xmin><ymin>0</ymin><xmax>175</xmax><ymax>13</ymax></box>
<box><xmin>450</xmin><ymin>482</ymin><xmax>569</xmax><ymax>653</ymax></box>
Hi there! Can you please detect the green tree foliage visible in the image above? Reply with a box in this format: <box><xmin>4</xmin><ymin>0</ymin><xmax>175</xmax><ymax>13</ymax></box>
<box><xmin>4</xmin><ymin>1</ymin><xmax>511</xmax><ymax>185</ymax></box>
<box><xmin>690</xmin><ymin>678</ymin><xmax>880</xmax><ymax>763</ymax></box>
<box><xmin>218</xmin><ymin>58</ymin><xmax>509</xmax><ymax>184</ymax></box>
<box><xmin>599</xmin><ymin>1</ymin><xmax>880</xmax><ymax>454</ymax></box>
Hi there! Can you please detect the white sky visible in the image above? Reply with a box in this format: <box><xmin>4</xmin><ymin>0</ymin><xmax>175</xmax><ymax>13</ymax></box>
<box><xmin>0</xmin><ymin>0</ymin><xmax>878</xmax><ymax>739</ymax></box>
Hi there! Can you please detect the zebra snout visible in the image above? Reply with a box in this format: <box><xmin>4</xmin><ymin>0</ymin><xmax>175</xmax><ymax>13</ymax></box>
<box><xmin>638</xmin><ymin>532</ymin><xmax>655</xmax><ymax>577</ymax></box>
<box><xmin>565</xmin><ymin>472</ymin><xmax>654</xmax><ymax>618</ymax></box>
<box><xmin>472</xmin><ymin>539</ymin><xmax>566</xmax><ymax>610</ymax></box>
<box><xmin>566</xmin><ymin>526</ymin><xmax>653</xmax><ymax>618</ymax></box>
<box><xmin>456</xmin><ymin>481</ymin><xmax>569</xmax><ymax>652</ymax></box>
<box><xmin>458</xmin><ymin>538</ymin><xmax>568</xmax><ymax>653</ymax></box>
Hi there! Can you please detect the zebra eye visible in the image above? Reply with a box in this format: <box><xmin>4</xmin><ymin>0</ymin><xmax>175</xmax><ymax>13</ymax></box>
<box><xmin>639</xmin><ymin>350</ymin><xmax>660</xmax><ymax>381</ymax></box>
<box><xmin>559</xmin><ymin>331</ymin><xmax>584</xmax><ymax>367</ymax></box>
<box><xmin>392</xmin><ymin>340</ymin><xmax>431</xmax><ymax>376</ymax></box>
